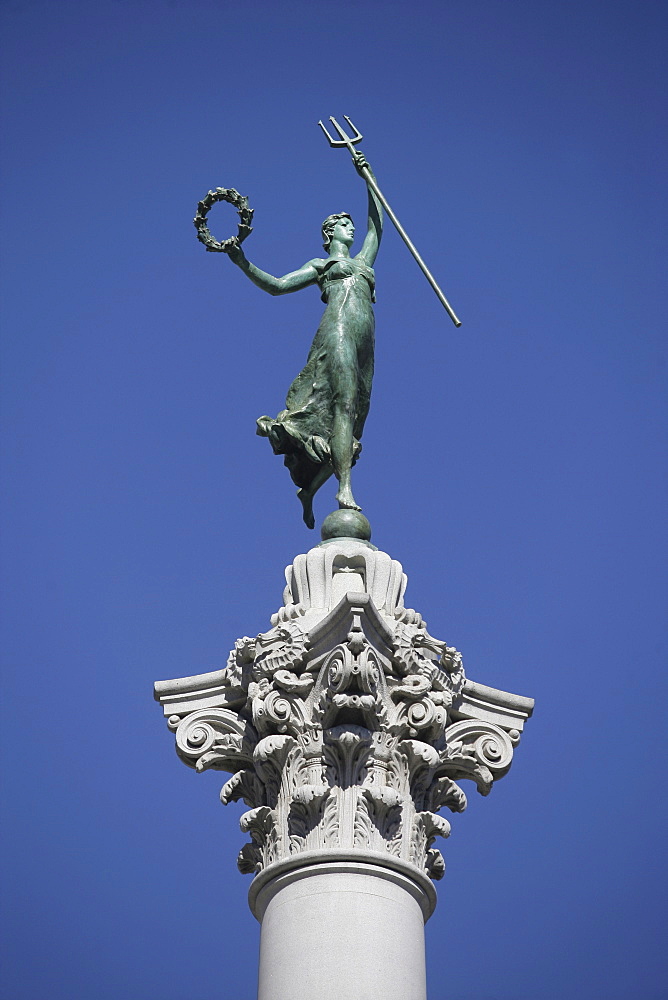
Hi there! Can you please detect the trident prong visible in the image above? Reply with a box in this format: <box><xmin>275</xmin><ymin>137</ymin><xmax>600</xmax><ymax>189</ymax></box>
<box><xmin>317</xmin><ymin>115</ymin><xmax>364</xmax><ymax>149</ymax></box>
<box><xmin>318</xmin><ymin>116</ymin><xmax>461</xmax><ymax>327</ymax></box>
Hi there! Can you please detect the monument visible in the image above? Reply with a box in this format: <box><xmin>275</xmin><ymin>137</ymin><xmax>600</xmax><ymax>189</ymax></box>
<box><xmin>155</xmin><ymin>118</ymin><xmax>533</xmax><ymax>1000</ymax></box>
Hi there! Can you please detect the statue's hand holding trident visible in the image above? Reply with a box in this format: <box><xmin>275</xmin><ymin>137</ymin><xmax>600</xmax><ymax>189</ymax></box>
<box><xmin>318</xmin><ymin>116</ymin><xmax>461</xmax><ymax>327</ymax></box>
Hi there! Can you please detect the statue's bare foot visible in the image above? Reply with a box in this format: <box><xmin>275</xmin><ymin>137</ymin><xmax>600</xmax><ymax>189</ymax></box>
<box><xmin>298</xmin><ymin>489</ymin><xmax>315</xmax><ymax>530</ymax></box>
<box><xmin>336</xmin><ymin>487</ymin><xmax>362</xmax><ymax>512</ymax></box>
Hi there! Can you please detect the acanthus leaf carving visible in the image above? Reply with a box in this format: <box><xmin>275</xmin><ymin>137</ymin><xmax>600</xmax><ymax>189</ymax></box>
<box><xmin>425</xmin><ymin>774</ymin><xmax>468</xmax><ymax>814</ymax></box>
<box><xmin>400</xmin><ymin>739</ymin><xmax>468</xmax><ymax>815</ymax></box>
<box><xmin>288</xmin><ymin>784</ymin><xmax>330</xmax><ymax>854</ymax></box>
<box><xmin>426</xmin><ymin>848</ymin><xmax>446</xmax><ymax>881</ymax></box>
<box><xmin>237</xmin><ymin>842</ymin><xmax>262</xmax><ymax>875</ymax></box>
<box><xmin>252</xmin><ymin>734</ymin><xmax>297</xmax><ymax>808</ymax></box>
<box><xmin>220</xmin><ymin>768</ymin><xmax>265</xmax><ymax>808</ymax></box>
<box><xmin>358</xmin><ymin>786</ymin><xmax>403</xmax><ymax>853</ymax></box>
<box><xmin>239</xmin><ymin>805</ymin><xmax>279</xmax><ymax>871</ymax></box>
<box><xmin>156</xmin><ymin>544</ymin><xmax>532</xmax><ymax>883</ymax></box>
<box><xmin>410</xmin><ymin>811</ymin><xmax>451</xmax><ymax>880</ymax></box>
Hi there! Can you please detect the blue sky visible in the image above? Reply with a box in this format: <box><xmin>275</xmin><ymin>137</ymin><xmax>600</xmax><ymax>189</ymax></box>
<box><xmin>1</xmin><ymin>1</ymin><xmax>666</xmax><ymax>997</ymax></box>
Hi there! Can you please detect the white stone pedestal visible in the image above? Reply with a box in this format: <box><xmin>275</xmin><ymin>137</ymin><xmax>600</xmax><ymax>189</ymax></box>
<box><xmin>251</xmin><ymin>851</ymin><xmax>435</xmax><ymax>1000</ymax></box>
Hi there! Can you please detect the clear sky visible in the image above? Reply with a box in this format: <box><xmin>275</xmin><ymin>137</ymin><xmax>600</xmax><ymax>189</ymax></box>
<box><xmin>1</xmin><ymin>1</ymin><xmax>666</xmax><ymax>998</ymax></box>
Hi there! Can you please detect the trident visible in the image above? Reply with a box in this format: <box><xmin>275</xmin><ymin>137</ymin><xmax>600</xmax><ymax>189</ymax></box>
<box><xmin>318</xmin><ymin>116</ymin><xmax>461</xmax><ymax>327</ymax></box>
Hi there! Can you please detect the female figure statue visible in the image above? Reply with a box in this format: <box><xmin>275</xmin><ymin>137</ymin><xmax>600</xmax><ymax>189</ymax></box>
<box><xmin>226</xmin><ymin>153</ymin><xmax>382</xmax><ymax>528</ymax></box>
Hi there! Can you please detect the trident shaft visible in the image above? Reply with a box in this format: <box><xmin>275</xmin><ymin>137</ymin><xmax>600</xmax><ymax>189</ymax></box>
<box><xmin>318</xmin><ymin>116</ymin><xmax>461</xmax><ymax>327</ymax></box>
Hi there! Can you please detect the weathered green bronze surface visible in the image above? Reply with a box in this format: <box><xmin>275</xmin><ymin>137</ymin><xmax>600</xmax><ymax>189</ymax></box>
<box><xmin>193</xmin><ymin>187</ymin><xmax>253</xmax><ymax>253</ymax></box>
<box><xmin>195</xmin><ymin>120</ymin><xmax>460</xmax><ymax>530</ymax></box>
<box><xmin>221</xmin><ymin>150</ymin><xmax>382</xmax><ymax>529</ymax></box>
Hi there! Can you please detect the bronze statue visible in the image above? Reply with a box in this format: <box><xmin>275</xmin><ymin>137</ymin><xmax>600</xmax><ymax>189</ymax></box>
<box><xmin>194</xmin><ymin>118</ymin><xmax>460</xmax><ymax>531</ymax></box>
<box><xmin>225</xmin><ymin>152</ymin><xmax>381</xmax><ymax>528</ymax></box>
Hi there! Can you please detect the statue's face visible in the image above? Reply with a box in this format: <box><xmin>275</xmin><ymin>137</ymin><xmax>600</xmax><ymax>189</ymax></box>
<box><xmin>332</xmin><ymin>217</ymin><xmax>355</xmax><ymax>246</ymax></box>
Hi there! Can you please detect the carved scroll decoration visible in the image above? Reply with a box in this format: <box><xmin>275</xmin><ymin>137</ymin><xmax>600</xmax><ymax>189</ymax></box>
<box><xmin>161</xmin><ymin>591</ymin><xmax>526</xmax><ymax>882</ymax></box>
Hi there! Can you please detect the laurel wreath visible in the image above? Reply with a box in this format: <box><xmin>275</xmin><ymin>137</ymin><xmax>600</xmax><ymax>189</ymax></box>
<box><xmin>193</xmin><ymin>187</ymin><xmax>254</xmax><ymax>253</ymax></box>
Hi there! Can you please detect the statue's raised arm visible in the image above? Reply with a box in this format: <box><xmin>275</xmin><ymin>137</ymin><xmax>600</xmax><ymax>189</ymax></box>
<box><xmin>319</xmin><ymin>116</ymin><xmax>461</xmax><ymax>327</ymax></box>
<box><xmin>354</xmin><ymin>152</ymin><xmax>383</xmax><ymax>267</ymax></box>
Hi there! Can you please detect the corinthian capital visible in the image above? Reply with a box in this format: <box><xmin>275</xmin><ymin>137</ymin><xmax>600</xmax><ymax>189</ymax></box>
<box><xmin>155</xmin><ymin>538</ymin><xmax>533</xmax><ymax>883</ymax></box>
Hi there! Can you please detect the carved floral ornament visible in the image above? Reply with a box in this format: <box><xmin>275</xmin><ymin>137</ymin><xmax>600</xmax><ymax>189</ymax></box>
<box><xmin>156</xmin><ymin>546</ymin><xmax>532</xmax><ymax>884</ymax></box>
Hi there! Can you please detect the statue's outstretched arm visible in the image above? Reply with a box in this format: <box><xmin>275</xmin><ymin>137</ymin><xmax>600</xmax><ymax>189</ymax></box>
<box><xmin>355</xmin><ymin>154</ymin><xmax>383</xmax><ymax>266</ymax></box>
<box><xmin>227</xmin><ymin>248</ymin><xmax>319</xmax><ymax>296</ymax></box>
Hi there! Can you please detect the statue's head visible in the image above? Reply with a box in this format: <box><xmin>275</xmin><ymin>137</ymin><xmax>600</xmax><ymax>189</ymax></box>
<box><xmin>321</xmin><ymin>213</ymin><xmax>354</xmax><ymax>251</ymax></box>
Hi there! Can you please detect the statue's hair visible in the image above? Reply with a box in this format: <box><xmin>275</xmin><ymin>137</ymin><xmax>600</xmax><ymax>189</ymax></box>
<box><xmin>321</xmin><ymin>213</ymin><xmax>353</xmax><ymax>251</ymax></box>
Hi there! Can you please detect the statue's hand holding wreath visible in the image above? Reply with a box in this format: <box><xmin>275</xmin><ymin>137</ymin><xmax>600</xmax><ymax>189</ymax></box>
<box><xmin>193</xmin><ymin>187</ymin><xmax>254</xmax><ymax>258</ymax></box>
<box><xmin>223</xmin><ymin>240</ymin><xmax>245</xmax><ymax>264</ymax></box>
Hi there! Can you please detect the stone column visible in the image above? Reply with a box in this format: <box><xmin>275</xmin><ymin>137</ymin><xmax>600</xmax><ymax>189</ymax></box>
<box><xmin>154</xmin><ymin>537</ymin><xmax>533</xmax><ymax>1000</ymax></box>
<box><xmin>252</xmin><ymin>853</ymin><xmax>433</xmax><ymax>1000</ymax></box>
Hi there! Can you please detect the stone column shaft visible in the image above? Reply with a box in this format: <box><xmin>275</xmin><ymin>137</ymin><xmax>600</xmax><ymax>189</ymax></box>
<box><xmin>252</xmin><ymin>853</ymin><xmax>433</xmax><ymax>1000</ymax></box>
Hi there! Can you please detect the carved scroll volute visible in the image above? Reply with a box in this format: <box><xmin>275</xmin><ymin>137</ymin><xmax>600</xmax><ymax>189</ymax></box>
<box><xmin>173</xmin><ymin>709</ymin><xmax>255</xmax><ymax>773</ymax></box>
<box><xmin>436</xmin><ymin>720</ymin><xmax>519</xmax><ymax>796</ymax></box>
<box><xmin>391</xmin><ymin>676</ymin><xmax>448</xmax><ymax>742</ymax></box>
<box><xmin>310</xmin><ymin>645</ymin><xmax>347</xmax><ymax>727</ymax></box>
<box><xmin>445</xmin><ymin>720</ymin><xmax>517</xmax><ymax>779</ymax></box>
<box><xmin>248</xmin><ymin>623</ymin><xmax>312</xmax><ymax>737</ymax></box>
<box><xmin>252</xmin><ymin>686</ymin><xmax>307</xmax><ymax>738</ymax></box>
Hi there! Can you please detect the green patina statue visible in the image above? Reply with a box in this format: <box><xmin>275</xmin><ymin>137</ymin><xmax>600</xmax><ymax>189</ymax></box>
<box><xmin>225</xmin><ymin>151</ymin><xmax>382</xmax><ymax>529</ymax></box>
<box><xmin>194</xmin><ymin>118</ymin><xmax>460</xmax><ymax>533</ymax></box>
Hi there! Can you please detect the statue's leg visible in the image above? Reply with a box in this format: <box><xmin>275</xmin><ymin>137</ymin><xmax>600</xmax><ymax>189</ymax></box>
<box><xmin>331</xmin><ymin>384</ymin><xmax>361</xmax><ymax>512</ymax></box>
<box><xmin>298</xmin><ymin>464</ymin><xmax>333</xmax><ymax>529</ymax></box>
